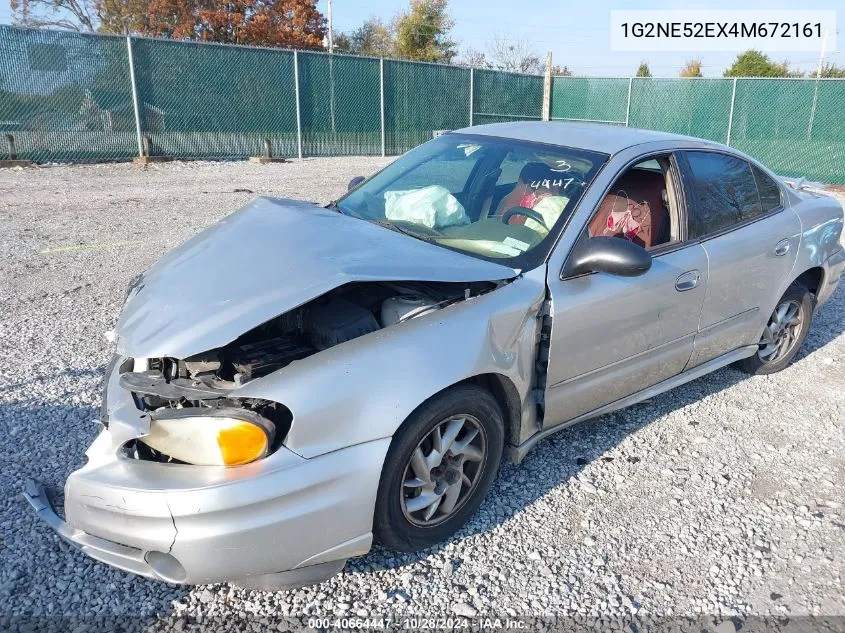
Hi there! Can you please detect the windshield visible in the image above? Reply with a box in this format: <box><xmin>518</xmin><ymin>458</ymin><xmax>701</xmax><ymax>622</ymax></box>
<box><xmin>335</xmin><ymin>133</ymin><xmax>608</xmax><ymax>270</ymax></box>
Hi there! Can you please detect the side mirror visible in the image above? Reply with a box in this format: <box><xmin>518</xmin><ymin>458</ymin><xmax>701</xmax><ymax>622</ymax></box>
<box><xmin>348</xmin><ymin>176</ymin><xmax>366</xmax><ymax>191</ymax></box>
<box><xmin>562</xmin><ymin>236</ymin><xmax>652</xmax><ymax>278</ymax></box>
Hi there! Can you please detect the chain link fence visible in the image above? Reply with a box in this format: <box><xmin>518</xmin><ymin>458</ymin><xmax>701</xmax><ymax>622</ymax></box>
<box><xmin>384</xmin><ymin>59</ymin><xmax>472</xmax><ymax>155</ymax></box>
<box><xmin>0</xmin><ymin>27</ymin><xmax>137</xmax><ymax>162</ymax></box>
<box><xmin>298</xmin><ymin>52</ymin><xmax>380</xmax><ymax>156</ymax></box>
<box><xmin>472</xmin><ymin>68</ymin><xmax>543</xmax><ymax>125</ymax></box>
<box><xmin>551</xmin><ymin>75</ymin><xmax>845</xmax><ymax>183</ymax></box>
<box><xmin>130</xmin><ymin>38</ymin><xmax>299</xmax><ymax>159</ymax></box>
<box><xmin>2</xmin><ymin>25</ymin><xmax>845</xmax><ymax>183</ymax></box>
<box><xmin>0</xmin><ymin>25</ymin><xmax>538</xmax><ymax>164</ymax></box>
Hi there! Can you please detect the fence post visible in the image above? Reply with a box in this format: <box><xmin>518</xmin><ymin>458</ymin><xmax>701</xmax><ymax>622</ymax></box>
<box><xmin>294</xmin><ymin>50</ymin><xmax>303</xmax><ymax>160</ymax></box>
<box><xmin>726</xmin><ymin>77</ymin><xmax>737</xmax><ymax>146</ymax></box>
<box><xmin>380</xmin><ymin>58</ymin><xmax>386</xmax><ymax>157</ymax></box>
<box><xmin>541</xmin><ymin>51</ymin><xmax>552</xmax><ymax>121</ymax></box>
<box><xmin>808</xmin><ymin>30</ymin><xmax>830</xmax><ymax>140</ymax></box>
<box><xmin>126</xmin><ymin>35</ymin><xmax>144</xmax><ymax>157</ymax></box>
<box><xmin>469</xmin><ymin>67</ymin><xmax>474</xmax><ymax>127</ymax></box>
<box><xmin>624</xmin><ymin>77</ymin><xmax>633</xmax><ymax>127</ymax></box>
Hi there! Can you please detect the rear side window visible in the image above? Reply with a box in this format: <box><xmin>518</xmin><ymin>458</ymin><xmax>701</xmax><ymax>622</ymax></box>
<box><xmin>685</xmin><ymin>151</ymin><xmax>762</xmax><ymax>238</ymax></box>
<box><xmin>751</xmin><ymin>165</ymin><xmax>782</xmax><ymax>212</ymax></box>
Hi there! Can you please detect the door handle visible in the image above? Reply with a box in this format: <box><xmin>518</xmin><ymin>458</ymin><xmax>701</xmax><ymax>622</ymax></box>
<box><xmin>675</xmin><ymin>270</ymin><xmax>700</xmax><ymax>292</ymax></box>
<box><xmin>774</xmin><ymin>239</ymin><xmax>790</xmax><ymax>257</ymax></box>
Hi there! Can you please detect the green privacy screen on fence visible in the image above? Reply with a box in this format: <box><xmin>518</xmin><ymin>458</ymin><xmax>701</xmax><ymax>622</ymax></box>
<box><xmin>131</xmin><ymin>38</ymin><xmax>298</xmax><ymax>159</ymax></box>
<box><xmin>473</xmin><ymin>69</ymin><xmax>543</xmax><ymax>125</ymax></box>
<box><xmin>628</xmin><ymin>78</ymin><xmax>733</xmax><ymax>143</ymax></box>
<box><xmin>0</xmin><ymin>27</ymin><xmax>136</xmax><ymax>162</ymax></box>
<box><xmin>2</xmin><ymin>25</ymin><xmax>845</xmax><ymax>183</ymax></box>
<box><xmin>383</xmin><ymin>60</ymin><xmax>471</xmax><ymax>155</ymax></box>
<box><xmin>730</xmin><ymin>79</ymin><xmax>845</xmax><ymax>184</ymax></box>
<box><xmin>551</xmin><ymin>76</ymin><xmax>845</xmax><ymax>183</ymax></box>
<box><xmin>298</xmin><ymin>53</ymin><xmax>381</xmax><ymax>156</ymax></box>
<box><xmin>550</xmin><ymin>77</ymin><xmax>629</xmax><ymax>125</ymax></box>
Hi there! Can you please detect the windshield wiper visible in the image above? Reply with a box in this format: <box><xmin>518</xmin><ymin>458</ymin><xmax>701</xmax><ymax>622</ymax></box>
<box><xmin>371</xmin><ymin>219</ymin><xmax>436</xmax><ymax>242</ymax></box>
<box><xmin>324</xmin><ymin>206</ymin><xmax>434</xmax><ymax>242</ymax></box>
<box><xmin>325</xmin><ymin>200</ymin><xmax>346</xmax><ymax>215</ymax></box>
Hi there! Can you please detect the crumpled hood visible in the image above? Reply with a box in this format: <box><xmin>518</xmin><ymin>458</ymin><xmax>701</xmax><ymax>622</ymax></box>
<box><xmin>116</xmin><ymin>197</ymin><xmax>518</xmax><ymax>359</ymax></box>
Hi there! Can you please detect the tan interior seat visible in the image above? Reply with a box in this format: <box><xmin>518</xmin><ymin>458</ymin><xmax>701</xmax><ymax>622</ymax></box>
<box><xmin>588</xmin><ymin>169</ymin><xmax>670</xmax><ymax>249</ymax></box>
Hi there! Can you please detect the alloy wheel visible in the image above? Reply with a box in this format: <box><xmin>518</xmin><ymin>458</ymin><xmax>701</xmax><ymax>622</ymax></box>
<box><xmin>758</xmin><ymin>299</ymin><xmax>803</xmax><ymax>363</ymax></box>
<box><xmin>400</xmin><ymin>415</ymin><xmax>487</xmax><ymax>527</ymax></box>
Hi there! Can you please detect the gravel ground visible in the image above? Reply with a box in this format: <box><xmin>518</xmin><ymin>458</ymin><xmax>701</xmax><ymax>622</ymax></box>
<box><xmin>1</xmin><ymin>159</ymin><xmax>843</xmax><ymax>630</ymax></box>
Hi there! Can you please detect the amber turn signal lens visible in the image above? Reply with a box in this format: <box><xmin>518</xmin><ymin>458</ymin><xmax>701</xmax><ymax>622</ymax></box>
<box><xmin>217</xmin><ymin>422</ymin><xmax>270</xmax><ymax>466</ymax></box>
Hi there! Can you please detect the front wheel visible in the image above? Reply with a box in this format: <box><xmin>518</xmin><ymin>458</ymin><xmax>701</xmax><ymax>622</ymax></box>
<box><xmin>736</xmin><ymin>282</ymin><xmax>813</xmax><ymax>375</ymax></box>
<box><xmin>373</xmin><ymin>384</ymin><xmax>504</xmax><ymax>552</ymax></box>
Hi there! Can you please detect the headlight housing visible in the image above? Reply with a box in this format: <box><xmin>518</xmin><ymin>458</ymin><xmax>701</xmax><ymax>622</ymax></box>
<box><xmin>139</xmin><ymin>409</ymin><xmax>275</xmax><ymax>466</ymax></box>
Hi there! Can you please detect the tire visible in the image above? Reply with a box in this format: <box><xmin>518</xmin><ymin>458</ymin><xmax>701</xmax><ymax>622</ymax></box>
<box><xmin>735</xmin><ymin>282</ymin><xmax>813</xmax><ymax>376</ymax></box>
<box><xmin>374</xmin><ymin>384</ymin><xmax>504</xmax><ymax>552</ymax></box>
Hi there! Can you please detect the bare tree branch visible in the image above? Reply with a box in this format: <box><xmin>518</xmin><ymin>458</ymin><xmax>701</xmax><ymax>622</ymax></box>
<box><xmin>455</xmin><ymin>47</ymin><xmax>488</xmax><ymax>68</ymax></box>
<box><xmin>485</xmin><ymin>34</ymin><xmax>542</xmax><ymax>74</ymax></box>
<box><xmin>12</xmin><ymin>0</ymin><xmax>98</xmax><ymax>31</ymax></box>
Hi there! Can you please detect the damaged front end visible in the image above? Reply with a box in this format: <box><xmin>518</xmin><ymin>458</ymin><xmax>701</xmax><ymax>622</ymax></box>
<box><xmin>119</xmin><ymin>279</ymin><xmax>499</xmax><ymax>468</ymax></box>
<box><xmin>25</xmin><ymin>196</ymin><xmax>540</xmax><ymax>587</ymax></box>
<box><xmin>26</xmin><ymin>274</ymin><xmax>524</xmax><ymax>587</ymax></box>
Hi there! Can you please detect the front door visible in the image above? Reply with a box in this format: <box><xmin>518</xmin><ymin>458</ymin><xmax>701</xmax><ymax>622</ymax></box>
<box><xmin>543</xmin><ymin>153</ymin><xmax>708</xmax><ymax>426</ymax></box>
<box><xmin>544</xmin><ymin>244</ymin><xmax>708</xmax><ymax>425</ymax></box>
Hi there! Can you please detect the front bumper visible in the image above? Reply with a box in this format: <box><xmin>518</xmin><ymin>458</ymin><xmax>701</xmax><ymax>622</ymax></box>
<box><xmin>24</xmin><ymin>480</ymin><xmax>164</xmax><ymax>581</ymax></box>
<box><xmin>25</xmin><ymin>369</ymin><xmax>391</xmax><ymax>585</ymax></box>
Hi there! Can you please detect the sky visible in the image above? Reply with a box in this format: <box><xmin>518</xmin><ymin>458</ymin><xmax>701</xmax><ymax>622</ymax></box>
<box><xmin>1</xmin><ymin>0</ymin><xmax>840</xmax><ymax>77</ymax></box>
<box><xmin>317</xmin><ymin>0</ymin><xmax>841</xmax><ymax>77</ymax></box>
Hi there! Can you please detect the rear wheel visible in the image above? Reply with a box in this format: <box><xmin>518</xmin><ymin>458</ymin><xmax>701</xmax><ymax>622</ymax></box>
<box><xmin>374</xmin><ymin>384</ymin><xmax>504</xmax><ymax>552</ymax></box>
<box><xmin>736</xmin><ymin>282</ymin><xmax>813</xmax><ymax>375</ymax></box>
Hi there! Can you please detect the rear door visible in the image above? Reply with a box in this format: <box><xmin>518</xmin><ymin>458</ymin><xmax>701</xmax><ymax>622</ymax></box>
<box><xmin>680</xmin><ymin>151</ymin><xmax>801</xmax><ymax>367</ymax></box>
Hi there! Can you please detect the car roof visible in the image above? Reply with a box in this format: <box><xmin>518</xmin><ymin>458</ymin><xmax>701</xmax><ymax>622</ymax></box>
<box><xmin>454</xmin><ymin>121</ymin><xmax>725</xmax><ymax>155</ymax></box>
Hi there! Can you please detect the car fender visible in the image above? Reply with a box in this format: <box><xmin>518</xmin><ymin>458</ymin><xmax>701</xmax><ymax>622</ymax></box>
<box><xmin>233</xmin><ymin>267</ymin><xmax>548</xmax><ymax>459</ymax></box>
<box><xmin>789</xmin><ymin>193</ymin><xmax>844</xmax><ymax>290</ymax></box>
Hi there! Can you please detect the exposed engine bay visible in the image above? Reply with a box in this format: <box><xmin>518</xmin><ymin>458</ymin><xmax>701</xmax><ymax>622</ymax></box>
<box><xmin>118</xmin><ymin>280</ymin><xmax>499</xmax><ymax>462</ymax></box>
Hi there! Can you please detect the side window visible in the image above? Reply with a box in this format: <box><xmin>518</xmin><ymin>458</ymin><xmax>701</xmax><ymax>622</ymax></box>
<box><xmin>751</xmin><ymin>164</ymin><xmax>783</xmax><ymax>212</ymax></box>
<box><xmin>685</xmin><ymin>152</ymin><xmax>762</xmax><ymax>238</ymax></box>
<box><xmin>585</xmin><ymin>155</ymin><xmax>678</xmax><ymax>250</ymax></box>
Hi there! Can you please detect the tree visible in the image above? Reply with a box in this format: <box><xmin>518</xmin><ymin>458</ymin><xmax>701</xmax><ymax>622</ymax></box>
<box><xmin>456</xmin><ymin>47</ymin><xmax>488</xmax><ymax>68</ymax></box>
<box><xmin>333</xmin><ymin>31</ymin><xmax>352</xmax><ymax>53</ymax></box>
<box><xmin>816</xmin><ymin>63</ymin><xmax>845</xmax><ymax>78</ymax></box>
<box><xmin>146</xmin><ymin>0</ymin><xmax>325</xmax><ymax>48</ymax></box>
<box><xmin>635</xmin><ymin>61</ymin><xmax>651</xmax><ymax>77</ymax></box>
<box><xmin>679</xmin><ymin>58</ymin><xmax>703</xmax><ymax>78</ymax></box>
<box><xmin>12</xmin><ymin>0</ymin><xmax>327</xmax><ymax>46</ymax></box>
<box><xmin>393</xmin><ymin>0</ymin><xmax>456</xmax><ymax>63</ymax></box>
<box><xmin>486</xmin><ymin>35</ymin><xmax>542</xmax><ymax>74</ymax></box>
<box><xmin>344</xmin><ymin>17</ymin><xmax>394</xmax><ymax>57</ymax></box>
<box><xmin>551</xmin><ymin>64</ymin><xmax>572</xmax><ymax>76</ymax></box>
<box><xmin>11</xmin><ymin>0</ymin><xmax>98</xmax><ymax>31</ymax></box>
<box><xmin>97</xmin><ymin>0</ymin><xmax>150</xmax><ymax>33</ymax></box>
<box><xmin>723</xmin><ymin>50</ymin><xmax>789</xmax><ymax>77</ymax></box>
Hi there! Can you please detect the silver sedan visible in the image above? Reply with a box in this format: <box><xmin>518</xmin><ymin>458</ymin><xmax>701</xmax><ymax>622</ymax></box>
<box><xmin>26</xmin><ymin>122</ymin><xmax>845</xmax><ymax>589</ymax></box>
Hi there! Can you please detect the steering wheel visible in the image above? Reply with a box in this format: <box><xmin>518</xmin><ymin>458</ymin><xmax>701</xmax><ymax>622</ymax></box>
<box><xmin>501</xmin><ymin>206</ymin><xmax>548</xmax><ymax>229</ymax></box>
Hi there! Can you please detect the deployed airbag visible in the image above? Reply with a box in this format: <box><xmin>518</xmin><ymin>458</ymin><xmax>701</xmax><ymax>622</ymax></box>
<box><xmin>384</xmin><ymin>185</ymin><xmax>470</xmax><ymax>230</ymax></box>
